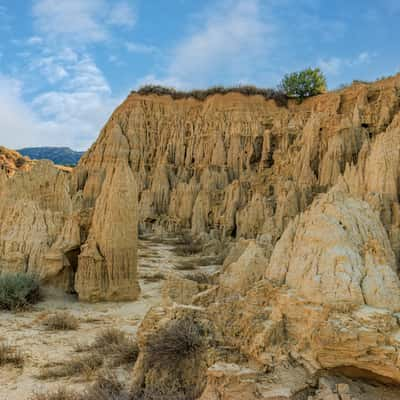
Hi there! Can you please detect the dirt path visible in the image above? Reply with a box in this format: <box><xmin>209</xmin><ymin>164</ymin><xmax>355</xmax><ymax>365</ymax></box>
<box><xmin>0</xmin><ymin>237</ymin><xmax>188</xmax><ymax>400</ymax></box>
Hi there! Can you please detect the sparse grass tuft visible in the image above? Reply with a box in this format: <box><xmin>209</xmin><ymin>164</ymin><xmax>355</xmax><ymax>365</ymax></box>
<box><xmin>30</xmin><ymin>388</ymin><xmax>80</xmax><ymax>400</ymax></box>
<box><xmin>31</xmin><ymin>373</ymin><xmax>129</xmax><ymax>399</ymax></box>
<box><xmin>38</xmin><ymin>353</ymin><xmax>103</xmax><ymax>380</ymax></box>
<box><xmin>42</xmin><ymin>312</ymin><xmax>79</xmax><ymax>331</ymax></box>
<box><xmin>174</xmin><ymin>234</ymin><xmax>203</xmax><ymax>256</ymax></box>
<box><xmin>73</xmin><ymin>328</ymin><xmax>139</xmax><ymax>368</ymax></box>
<box><xmin>87</xmin><ymin>328</ymin><xmax>139</xmax><ymax>367</ymax></box>
<box><xmin>183</xmin><ymin>272</ymin><xmax>211</xmax><ymax>284</ymax></box>
<box><xmin>0</xmin><ymin>273</ymin><xmax>41</xmax><ymax>311</ymax></box>
<box><xmin>0</xmin><ymin>342</ymin><xmax>24</xmax><ymax>367</ymax></box>
<box><xmin>146</xmin><ymin>316</ymin><xmax>203</xmax><ymax>365</ymax></box>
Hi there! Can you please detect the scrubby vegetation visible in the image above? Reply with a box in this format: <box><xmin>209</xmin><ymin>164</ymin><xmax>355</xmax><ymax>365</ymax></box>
<box><xmin>38</xmin><ymin>353</ymin><xmax>103</xmax><ymax>380</ymax></box>
<box><xmin>31</xmin><ymin>372</ymin><xmax>130</xmax><ymax>400</ymax></box>
<box><xmin>0</xmin><ymin>273</ymin><xmax>41</xmax><ymax>311</ymax></box>
<box><xmin>84</xmin><ymin>328</ymin><xmax>139</xmax><ymax>367</ymax></box>
<box><xmin>42</xmin><ymin>312</ymin><xmax>79</xmax><ymax>331</ymax></box>
<box><xmin>39</xmin><ymin>328</ymin><xmax>138</xmax><ymax>380</ymax></box>
<box><xmin>146</xmin><ymin>317</ymin><xmax>203</xmax><ymax>365</ymax></box>
<box><xmin>183</xmin><ymin>272</ymin><xmax>211</xmax><ymax>284</ymax></box>
<box><xmin>0</xmin><ymin>341</ymin><xmax>24</xmax><ymax>367</ymax></box>
<box><xmin>133</xmin><ymin>84</ymin><xmax>288</xmax><ymax>105</ymax></box>
<box><xmin>279</xmin><ymin>67</ymin><xmax>327</xmax><ymax>100</ymax></box>
<box><xmin>174</xmin><ymin>234</ymin><xmax>203</xmax><ymax>257</ymax></box>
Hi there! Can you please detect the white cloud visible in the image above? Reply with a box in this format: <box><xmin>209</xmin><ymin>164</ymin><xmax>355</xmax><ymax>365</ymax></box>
<box><xmin>0</xmin><ymin>51</ymin><xmax>121</xmax><ymax>150</ymax></box>
<box><xmin>27</xmin><ymin>36</ymin><xmax>43</xmax><ymax>45</ymax></box>
<box><xmin>318</xmin><ymin>52</ymin><xmax>374</xmax><ymax>76</ymax></box>
<box><xmin>125</xmin><ymin>42</ymin><xmax>157</xmax><ymax>54</ymax></box>
<box><xmin>32</xmin><ymin>0</ymin><xmax>136</xmax><ymax>44</ymax></box>
<box><xmin>135</xmin><ymin>74</ymin><xmax>185</xmax><ymax>89</ymax></box>
<box><xmin>318</xmin><ymin>57</ymin><xmax>342</xmax><ymax>75</ymax></box>
<box><xmin>109</xmin><ymin>2</ymin><xmax>137</xmax><ymax>28</ymax></box>
<box><xmin>139</xmin><ymin>0</ymin><xmax>273</xmax><ymax>89</ymax></box>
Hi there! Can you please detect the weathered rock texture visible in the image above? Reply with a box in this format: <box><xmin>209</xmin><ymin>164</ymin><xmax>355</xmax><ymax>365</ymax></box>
<box><xmin>0</xmin><ymin>142</ymin><xmax>139</xmax><ymax>301</ymax></box>
<box><xmin>73</xmin><ymin>75</ymin><xmax>400</xmax><ymax>262</ymax></box>
<box><xmin>0</xmin><ymin>146</ymin><xmax>32</xmax><ymax>176</ymax></box>
<box><xmin>2</xmin><ymin>74</ymin><xmax>400</xmax><ymax>395</ymax></box>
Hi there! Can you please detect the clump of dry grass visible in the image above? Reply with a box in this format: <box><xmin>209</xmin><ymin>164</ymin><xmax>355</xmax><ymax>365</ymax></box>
<box><xmin>87</xmin><ymin>328</ymin><xmax>139</xmax><ymax>367</ymax></box>
<box><xmin>38</xmin><ymin>353</ymin><xmax>103</xmax><ymax>380</ymax></box>
<box><xmin>174</xmin><ymin>235</ymin><xmax>203</xmax><ymax>257</ymax></box>
<box><xmin>30</xmin><ymin>388</ymin><xmax>80</xmax><ymax>400</ymax></box>
<box><xmin>0</xmin><ymin>341</ymin><xmax>24</xmax><ymax>368</ymax></box>
<box><xmin>183</xmin><ymin>272</ymin><xmax>211</xmax><ymax>284</ymax></box>
<box><xmin>42</xmin><ymin>311</ymin><xmax>79</xmax><ymax>331</ymax></box>
<box><xmin>31</xmin><ymin>373</ymin><xmax>129</xmax><ymax>400</ymax></box>
<box><xmin>146</xmin><ymin>317</ymin><xmax>203</xmax><ymax>366</ymax></box>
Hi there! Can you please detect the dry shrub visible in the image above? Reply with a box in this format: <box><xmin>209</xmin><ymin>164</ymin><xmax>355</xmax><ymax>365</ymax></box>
<box><xmin>183</xmin><ymin>272</ymin><xmax>210</xmax><ymax>284</ymax></box>
<box><xmin>42</xmin><ymin>312</ymin><xmax>79</xmax><ymax>331</ymax></box>
<box><xmin>146</xmin><ymin>317</ymin><xmax>203</xmax><ymax>365</ymax></box>
<box><xmin>30</xmin><ymin>388</ymin><xmax>80</xmax><ymax>400</ymax></box>
<box><xmin>38</xmin><ymin>353</ymin><xmax>103</xmax><ymax>380</ymax></box>
<box><xmin>31</xmin><ymin>373</ymin><xmax>129</xmax><ymax>400</ymax></box>
<box><xmin>174</xmin><ymin>235</ymin><xmax>202</xmax><ymax>257</ymax></box>
<box><xmin>74</xmin><ymin>328</ymin><xmax>139</xmax><ymax>367</ymax></box>
<box><xmin>84</xmin><ymin>372</ymin><xmax>130</xmax><ymax>400</ymax></box>
<box><xmin>133</xmin><ymin>84</ymin><xmax>288</xmax><ymax>106</ymax></box>
<box><xmin>90</xmin><ymin>328</ymin><xmax>139</xmax><ymax>366</ymax></box>
<box><xmin>0</xmin><ymin>342</ymin><xmax>24</xmax><ymax>367</ymax></box>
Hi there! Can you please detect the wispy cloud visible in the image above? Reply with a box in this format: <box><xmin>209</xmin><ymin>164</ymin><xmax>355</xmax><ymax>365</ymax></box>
<box><xmin>140</xmin><ymin>0</ymin><xmax>274</xmax><ymax>88</ymax></box>
<box><xmin>109</xmin><ymin>2</ymin><xmax>137</xmax><ymax>28</ymax></box>
<box><xmin>125</xmin><ymin>42</ymin><xmax>158</xmax><ymax>54</ymax></box>
<box><xmin>0</xmin><ymin>46</ymin><xmax>121</xmax><ymax>150</ymax></box>
<box><xmin>32</xmin><ymin>0</ymin><xmax>136</xmax><ymax>44</ymax></box>
<box><xmin>318</xmin><ymin>52</ymin><xmax>374</xmax><ymax>76</ymax></box>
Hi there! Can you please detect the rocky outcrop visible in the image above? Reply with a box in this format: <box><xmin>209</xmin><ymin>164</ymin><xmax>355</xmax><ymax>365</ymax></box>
<box><xmin>0</xmin><ymin>136</ymin><xmax>139</xmax><ymax>301</ymax></box>
<box><xmin>74</xmin><ymin>75</ymin><xmax>400</xmax><ymax>256</ymax></box>
<box><xmin>0</xmin><ymin>146</ymin><xmax>32</xmax><ymax>176</ymax></box>
<box><xmin>133</xmin><ymin>187</ymin><xmax>400</xmax><ymax>397</ymax></box>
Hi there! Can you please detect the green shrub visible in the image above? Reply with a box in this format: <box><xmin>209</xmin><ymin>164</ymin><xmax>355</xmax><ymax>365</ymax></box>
<box><xmin>279</xmin><ymin>67</ymin><xmax>327</xmax><ymax>100</ymax></box>
<box><xmin>0</xmin><ymin>273</ymin><xmax>41</xmax><ymax>311</ymax></box>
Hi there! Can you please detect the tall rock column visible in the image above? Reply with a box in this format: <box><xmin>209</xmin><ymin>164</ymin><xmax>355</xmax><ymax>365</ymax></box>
<box><xmin>75</xmin><ymin>160</ymin><xmax>140</xmax><ymax>302</ymax></box>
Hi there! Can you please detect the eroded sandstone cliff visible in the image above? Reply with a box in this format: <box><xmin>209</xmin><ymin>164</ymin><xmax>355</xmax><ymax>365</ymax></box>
<box><xmin>1</xmin><ymin>74</ymin><xmax>400</xmax><ymax>397</ymax></box>
<box><xmin>75</xmin><ymin>75</ymin><xmax>400</xmax><ymax>263</ymax></box>
<box><xmin>0</xmin><ymin>144</ymin><xmax>139</xmax><ymax>301</ymax></box>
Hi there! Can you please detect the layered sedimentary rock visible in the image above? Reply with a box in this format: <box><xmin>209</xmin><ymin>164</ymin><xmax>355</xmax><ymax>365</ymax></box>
<box><xmin>0</xmin><ymin>141</ymin><xmax>139</xmax><ymax>301</ymax></box>
<box><xmin>133</xmin><ymin>187</ymin><xmax>400</xmax><ymax>398</ymax></box>
<box><xmin>71</xmin><ymin>75</ymin><xmax>400</xmax><ymax>264</ymax></box>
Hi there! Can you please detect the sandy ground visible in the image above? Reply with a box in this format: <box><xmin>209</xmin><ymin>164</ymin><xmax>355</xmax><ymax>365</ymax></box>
<box><xmin>0</xmin><ymin>236</ymin><xmax>216</xmax><ymax>400</ymax></box>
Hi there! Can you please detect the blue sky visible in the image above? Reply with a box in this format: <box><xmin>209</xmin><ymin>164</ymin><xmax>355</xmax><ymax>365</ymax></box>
<box><xmin>0</xmin><ymin>0</ymin><xmax>399</xmax><ymax>150</ymax></box>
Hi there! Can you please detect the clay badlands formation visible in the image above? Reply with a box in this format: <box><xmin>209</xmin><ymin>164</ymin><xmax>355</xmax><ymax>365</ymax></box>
<box><xmin>1</xmin><ymin>74</ymin><xmax>400</xmax><ymax>398</ymax></box>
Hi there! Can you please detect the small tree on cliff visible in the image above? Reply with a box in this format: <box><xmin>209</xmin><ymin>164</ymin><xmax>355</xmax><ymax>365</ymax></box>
<box><xmin>279</xmin><ymin>67</ymin><xmax>327</xmax><ymax>100</ymax></box>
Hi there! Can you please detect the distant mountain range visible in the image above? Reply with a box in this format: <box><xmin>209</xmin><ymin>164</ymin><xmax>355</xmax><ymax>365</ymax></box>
<box><xmin>18</xmin><ymin>147</ymin><xmax>85</xmax><ymax>166</ymax></box>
